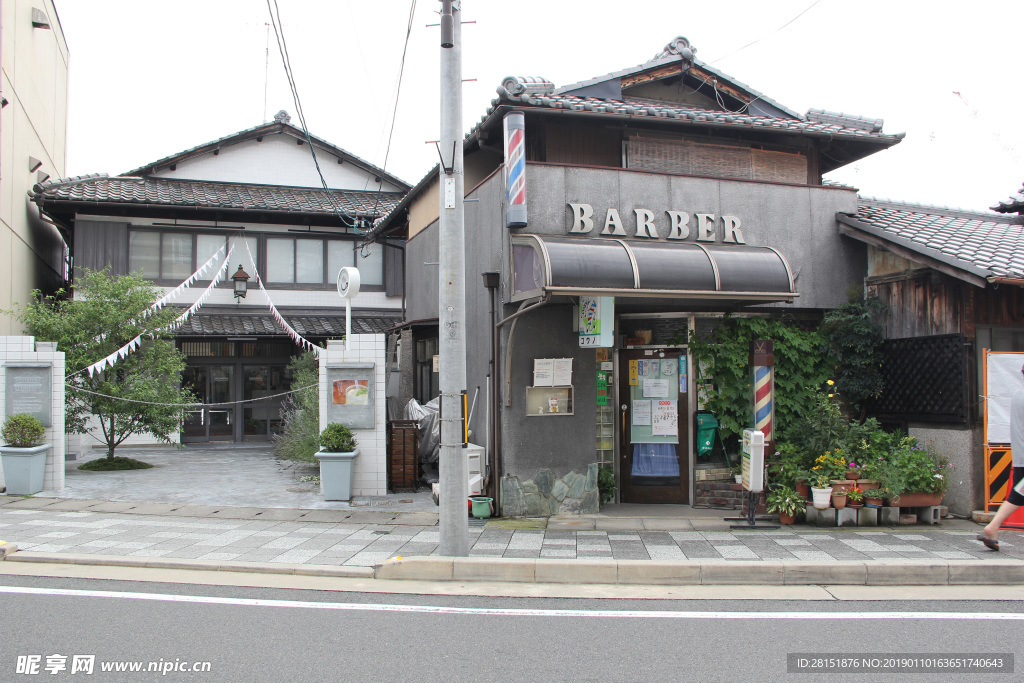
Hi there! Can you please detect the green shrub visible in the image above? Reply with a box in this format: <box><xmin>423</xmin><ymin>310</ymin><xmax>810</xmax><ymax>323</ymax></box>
<box><xmin>1</xmin><ymin>414</ymin><xmax>45</xmax><ymax>448</ymax></box>
<box><xmin>766</xmin><ymin>485</ymin><xmax>803</xmax><ymax>517</ymax></box>
<box><xmin>319</xmin><ymin>423</ymin><xmax>357</xmax><ymax>453</ymax></box>
<box><xmin>598</xmin><ymin>465</ymin><xmax>616</xmax><ymax>505</ymax></box>
<box><xmin>273</xmin><ymin>351</ymin><xmax>321</xmax><ymax>463</ymax></box>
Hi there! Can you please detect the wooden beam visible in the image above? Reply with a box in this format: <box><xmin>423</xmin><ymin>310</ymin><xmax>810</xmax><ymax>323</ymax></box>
<box><xmin>621</xmin><ymin>63</ymin><xmax>683</xmax><ymax>88</ymax></box>
<box><xmin>687</xmin><ymin>66</ymin><xmax>751</xmax><ymax>103</ymax></box>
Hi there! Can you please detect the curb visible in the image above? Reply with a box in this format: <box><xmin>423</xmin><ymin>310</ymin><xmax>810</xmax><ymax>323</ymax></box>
<box><xmin>4</xmin><ymin>551</ymin><xmax>374</xmax><ymax>579</ymax></box>
<box><xmin>0</xmin><ymin>541</ymin><xmax>17</xmax><ymax>559</ymax></box>
<box><xmin>373</xmin><ymin>556</ymin><xmax>1024</xmax><ymax>586</ymax></box>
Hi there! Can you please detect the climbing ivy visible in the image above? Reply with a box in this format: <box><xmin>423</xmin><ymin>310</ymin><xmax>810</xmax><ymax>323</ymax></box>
<box><xmin>820</xmin><ymin>295</ymin><xmax>887</xmax><ymax>419</ymax></box>
<box><xmin>687</xmin><ymin>316</ymin><xmax>833</xmax><ymax>450</ymax></box>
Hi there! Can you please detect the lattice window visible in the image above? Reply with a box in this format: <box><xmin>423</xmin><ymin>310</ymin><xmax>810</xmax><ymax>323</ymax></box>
<box><xmin>867</xmin><ymin>334</ymin><xmax>968</xmax><ymax>423</ymax></box>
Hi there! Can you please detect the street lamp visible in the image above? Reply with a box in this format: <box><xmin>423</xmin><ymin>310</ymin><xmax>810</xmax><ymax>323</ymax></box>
<box><xmin>231</xmin><ymin>265</ymin><xmax>250</xmax><ymax>300</ymax></box>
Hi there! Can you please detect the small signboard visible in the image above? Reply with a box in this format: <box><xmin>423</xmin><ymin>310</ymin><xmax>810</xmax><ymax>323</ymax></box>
<box><xmin>741</xmin><ymin>428</ymin><xmax>765</xmax><ymax>493</ymax></box>
<box><xmin>578</xmin><ymin>296</ymin><xmax>614</xmax><ymax>347</ymax></box>
<box><xmin>4</xmin><ymin>364</ymin><xmax>52</xmax><ymax>426</ymax></box>
<box><xmin>326</xmin><ymin>364</ymin><xmax>375</xmax><ymax>429</ymax></box>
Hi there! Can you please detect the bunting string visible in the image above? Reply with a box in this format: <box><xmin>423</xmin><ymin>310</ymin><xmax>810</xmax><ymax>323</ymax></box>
<box><xmin>77</xmin><ymin>245</ymin><xmax>235</xmax><ymax>378</ymax></box>
<box><xmin>243</xmin><ymin>241</ymin><xmax>322</xmax><ymax>357</ymax></box>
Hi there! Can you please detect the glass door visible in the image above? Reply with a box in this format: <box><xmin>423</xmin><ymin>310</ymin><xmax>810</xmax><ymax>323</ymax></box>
<box><xmin>208</xmin><ymin>365</ymin><xmax>236</xmax><ymax>440</ymax></box>
<box><xmin>181</xmin><ymin>366</ymin><xmax>208</xmax><ymax>442</ymax></box>
<box><xmin>618</xmin><ymin>349</ymin><xmax>689</xmax><ymax>503</ymax></box>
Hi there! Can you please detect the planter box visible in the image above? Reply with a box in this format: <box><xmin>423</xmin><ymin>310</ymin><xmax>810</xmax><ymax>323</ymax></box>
<box><xmin>0</xmin><ymin>443</ymin><xmax>50</xmax><ymax>495</ymax></box>
<box><xmin>315</xmin><ymin>448</ymin><xmax>359</xmax><ymax>501</ymax></box>
<box><xmin>891</xmin><ymin>491</ymin><xmax>943</xmax><ymax>507</ymax></box>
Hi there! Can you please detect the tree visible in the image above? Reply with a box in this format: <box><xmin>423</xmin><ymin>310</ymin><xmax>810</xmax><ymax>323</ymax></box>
<box><xmin>273</xmin><ymin>349</ymin><xmax>321</xmax><ymax>462</ymax></box>
<box><xmin>17</xmin><ymin>268</ymin><xmax>196</xmax><ymax>459</ymax></box>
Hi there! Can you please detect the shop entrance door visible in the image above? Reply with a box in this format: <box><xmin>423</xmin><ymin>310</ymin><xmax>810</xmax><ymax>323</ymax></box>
<box><xmin>181</xmin><ymin>365</ymin><xmax>236</xmax><ymax>442</ymax></box>
<box><xmin>618</xmin><ymin>349</ymin><xmax>689</xmax><ymax>504</ymax></box>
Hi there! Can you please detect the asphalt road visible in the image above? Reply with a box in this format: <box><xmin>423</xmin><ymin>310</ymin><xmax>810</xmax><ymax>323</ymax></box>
<box><xmin>1</xmin><ymin>574</ymin><xmax>1022</xmax><ymax>682</ymax></box>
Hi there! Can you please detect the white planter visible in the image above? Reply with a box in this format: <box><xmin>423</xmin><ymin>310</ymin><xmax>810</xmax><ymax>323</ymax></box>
<box><xmin>811</xmin><ymin>486</ymin><xmax>832</xmax><ymax>510</ymax></box>
<box><xmin>0</xmin><ymin>443</ymin><xmax>50</xmax><ymax>495</ymax></box>
<box><xmin>315</xmin><ymin>448</ymin><xmax>358</xmax><ymax>501</ymax></box>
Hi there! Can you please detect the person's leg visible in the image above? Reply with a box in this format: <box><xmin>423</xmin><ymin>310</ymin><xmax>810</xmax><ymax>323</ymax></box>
<box><xmin>981</xmin><ymin>466</ymin><xmax>1024</xmax><ymax>547</ymax></box>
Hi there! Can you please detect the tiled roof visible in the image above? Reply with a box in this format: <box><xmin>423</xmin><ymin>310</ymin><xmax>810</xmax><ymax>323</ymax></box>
<box><xmin>992</xmin><ymin>183</ymin><xmax>1024</xmax><ymax>214</ymax></box>
<box><xmin>837</xmin><ymin>198</ymin><xmax>1024</xmax><ymax>280</ymax></box>
<box><xmin>174</xmin><ymin>312</ymin><xmax>401</xmax><ymax>337</ymax></box>
<box><xmin>31</xmin><ymin>174</ymin><xmax>403</xmax><ymax>218</ymax></box>
<box><xmin>476</xmin><ymin>85</ymin><xmax>904</xmax><ymax>145</ymax></box>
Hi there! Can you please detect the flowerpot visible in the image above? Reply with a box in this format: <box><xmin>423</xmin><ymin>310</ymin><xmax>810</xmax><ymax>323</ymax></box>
<box><xmin>734</xmin><ymin>474</ymin><xmax>743</xmax><ymax>484</ymax></box>
<box><xmin>811</xmin><ymin>486</ymin><xmax>832</xmax><ymax>510</ymax></box>
<box><xmin>795</xmin><ymin>480</ymin><xmax>810</xmax><ymax>500</ymax></box>
<box><xmin>848</xmin><ymin>501</ymin><xmax>863</xmax><ymax>509</ymax></box>
<box><xmin>0</xmin><ymin>443</ymin><xmax>50</xmax><ymax>495</ymax></box>
<box><xmin>858</xmin><ymin>480</ymin><xmax>878</xmax><ymax>490</ymax></box>
<box><xmin>845</xmin><ymin>469</ymin><xmax>861</xmax><ymax>481</ymax></box>
<box><xmin>471</xmin><ymin>496</ymin><xmax>493</xmax><ymax>519</ymax></box>
<box><xmin>315</xmin><ymin>448</ymin><xmax>358</xmax><ymax>501</ymax></box>
<box><xmin>888</xmin><ymin>491</ymin><xmax>942</xmax><ymax>507</ymax></box>
<box><xmin>778</xmin><ymin>511</ymin><xmax>797</xmax><ymax>525</ymax></box>
<box><xmin>830</xmin><ymin>482</ymin><xmax>849</xmax><ymax>494</ymax></box>
<box><xmin>864</xmin><ymin>497</ymin><xmax>884</xmax><ymax>507</ymax></box>
<box><xmin>832</xmin><ymin>493</ymin><xmax>847</xmax><ymax>509</ymax></box>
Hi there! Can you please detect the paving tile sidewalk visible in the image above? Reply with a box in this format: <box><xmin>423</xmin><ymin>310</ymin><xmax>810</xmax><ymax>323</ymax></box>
<box><xmin>0</xmin><ymin>495</ymin><xmax>1018</xmax><ymax>569</ymax></box>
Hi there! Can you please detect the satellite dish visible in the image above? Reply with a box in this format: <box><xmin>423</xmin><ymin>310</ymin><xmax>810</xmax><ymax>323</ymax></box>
<box><xmin>337</xmin><ymin>267</ymin><xmax>361</xmax><ymax>299</ymax></box>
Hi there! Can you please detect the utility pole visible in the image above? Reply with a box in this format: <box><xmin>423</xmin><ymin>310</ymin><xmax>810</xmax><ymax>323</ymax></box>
<box><xmin>437</xmin><ymin>0</ymin><xmax>469</xmax><ymax>556</ymax></box>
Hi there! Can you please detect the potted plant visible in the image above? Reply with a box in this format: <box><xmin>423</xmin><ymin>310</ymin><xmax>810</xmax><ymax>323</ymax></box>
<box><xmin>862</xmin><ymin>488</ymin><xmax>885</xmax><ymax>507</ymax></box>
<box><xmin>766</xmin><ymin>485</ymin><xmax>804</xmax><ymax>524</ymax></box>
<box><xmin>831</xmin><ymin>486</ymin><xmax>848</xmax><ymax>509</ymax></box>
<box><xmin>314</xmin><ymin>423</ymin><xmax>358</xmax><ymax>501</ymax></box>
<box><xmin>810</xmin><ymin>474</ymin><xmax>833</xmax><ymax>510</ymax></box>
<box><xmin>845</xmin><ymin>461</ymin><xmax>862</xmax><ymax>481</ymax></box>
<box><xmin>846</xmin><ymin>484</ymin><xmax>864</xmax><ymax>508</ymax></box>
<box><xmin>0</xmin><ymin>413</ymin><xmax>50</xmax><ymax>495</ymax></box>
<box><xmin>731</xmin><ymin>460</ymin><xmax>743</xmax><ymax>484</ymax></box>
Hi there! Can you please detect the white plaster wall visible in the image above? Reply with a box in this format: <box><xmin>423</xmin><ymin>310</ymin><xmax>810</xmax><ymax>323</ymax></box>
<box><xmin>0</xmin><ymin>336</ymin><xmax>66</xmax><ymax>491</ymax></box>
<box><xmin>319</xmin><ymin>336</ymin><xmax>387</xmax><ymax>497</ymax></box>
<box><xmin>150</xmin><ymin>134</ymin><xmax>404</xmax><ymax>192</ymax></box>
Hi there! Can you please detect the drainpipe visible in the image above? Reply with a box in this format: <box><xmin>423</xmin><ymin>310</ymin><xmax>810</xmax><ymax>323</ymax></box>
<box><xmin>482</xmin><ymin>272</ymin><xmax>499</xmax><ymax>505</ymax></box>
<box><xmin>491</xmin><ymin>291</ymin><xmax>553</xmax><ymax>513</ymax></box>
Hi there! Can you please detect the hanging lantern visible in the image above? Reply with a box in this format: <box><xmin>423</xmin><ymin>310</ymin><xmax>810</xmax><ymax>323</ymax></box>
<box><xmin>231</xmin><ymin>265</ymin><xmax>250</xmax><ymax>300</ymax></box>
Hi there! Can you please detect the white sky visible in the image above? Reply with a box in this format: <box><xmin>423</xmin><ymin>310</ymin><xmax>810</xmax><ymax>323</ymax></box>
<box><xmin>53</xmin><ymin>0</ymin><xmax>1022</xmax><ymax>212</ymax></box>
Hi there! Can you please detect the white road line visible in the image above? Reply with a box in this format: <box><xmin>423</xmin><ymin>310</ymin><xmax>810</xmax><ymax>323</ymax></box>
<box><xmin>0</xmin><ymin>585</ymin><xmax>1021</xmax><ymax>619</ymax></box>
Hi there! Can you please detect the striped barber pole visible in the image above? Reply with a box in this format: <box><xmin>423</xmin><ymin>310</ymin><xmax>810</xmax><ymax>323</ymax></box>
<box><xmin>503</xmin><ymin>111</ymin><xmax>527</xmax><ymax>227</ymax></box>
<box><xmin>753</xmin><ymin>365</ymin><xmax>773</xmax><ymax>441</ymax></box>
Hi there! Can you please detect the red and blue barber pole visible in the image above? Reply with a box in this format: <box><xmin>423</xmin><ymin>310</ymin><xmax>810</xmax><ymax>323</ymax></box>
<box><xmin>750</xmin><ymin>340</ymin><xmax>774</xmax><ymax>444</ymax></box>
<box><xmin>503</xmin><ymin>110</ymin><xmax>527</xmax><ymax>228</ymax></box>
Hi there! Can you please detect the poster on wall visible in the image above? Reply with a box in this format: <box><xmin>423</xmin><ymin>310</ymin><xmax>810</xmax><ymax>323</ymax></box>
<box><xmin>643</xmin><ymin>378</ymin><xmax>670</xmax><ymax>398</ymax></box>
<box><xmin>552</xmin><ymin>358</ymin><xmax>573</xmax><ymax>386</ymax></box>
<box><xmin>596</xmin><ymin>371</ymin><xmax>608</xmax><ymax>406</ymax></box>
<box><xmin>326</xmin><ymin>364</ymin><xmax>375</xmax><ymax>429</ymax></box>
<box><xmin>652</xmin><ymin>400</ymin><xmax>678</xmax><ymax>436</ymax></box>
<box><xmin>632</xmin><ymin>400</ymin><xmax>652</xmax><ymax>425</ymax></box>
<box><xmin>533</xmin><ymin>358</ymin><xmax>554</xmax><ymax>387</ymax></box>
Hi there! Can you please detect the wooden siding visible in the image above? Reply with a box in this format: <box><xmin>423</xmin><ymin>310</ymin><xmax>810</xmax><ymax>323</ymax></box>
<box><xmin>627</xmin><ymin>135</ymin><xmax>807</xmax><ymax>183</ymax></box>
<box><xmin>544</xmin><ymin>123</ymin><xmax>621</xmax><ymax>167</ymax></box>
<box><xmin>384</xmin><ymin>242</ymin><xmax>404</xmax><ymax>297</ymax></box>
<box><xmin>74</xmin><ymin>220</ymin><xmax>128</xmax><ymax>278</ymax></box>
<box><xmin>868</xmin><ymin>270</ymin><xmax>1024</xmax><ymax>340</ymax></box>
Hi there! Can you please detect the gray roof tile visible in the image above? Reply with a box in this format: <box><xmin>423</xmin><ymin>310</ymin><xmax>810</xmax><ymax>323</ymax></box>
<box><xmin>30</xmin><ymin>175</ymin><xmax>403</xmax><ymax>218</ymax></box>
<box><xmin>174</xmin><ymin>312</ymin><xmax>400</xmax><ymax>337</ymax></box>
<box><xmin>991</xmin><ymin>183</ymin><xmax>1024</xmax><ymax>214</ymax></box>
<box><xmin>840</xmin><ymin>198</ymin><xmax>1024</xmax><ymax>279</ymax></box>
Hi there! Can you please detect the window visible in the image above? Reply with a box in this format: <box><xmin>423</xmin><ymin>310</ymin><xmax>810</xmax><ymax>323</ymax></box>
<box><xmin>415</xmin><ymin>336</ymin><xmax>439</xmax><ymax>403</ymax></box>
<box><xmin>128</xmin><ymin>230</ymin><xmax>381</xmax><ymax>288</ymax></box>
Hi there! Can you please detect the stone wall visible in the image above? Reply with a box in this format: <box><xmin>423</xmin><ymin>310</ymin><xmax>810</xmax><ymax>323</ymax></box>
<box><xmin>0</xmin><ymin>336</ymin><xmax>66</xmax><ymax>491</ymax></box>
<box><xmin>501</xmin><ymin>464</ymin><xmax>600</xmax><ymax>516</ymax></box>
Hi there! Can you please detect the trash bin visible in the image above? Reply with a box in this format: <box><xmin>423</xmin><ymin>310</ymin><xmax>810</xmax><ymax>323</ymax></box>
<box><xmin>695</xmin><ymin>411</ymin><xmax>718</xmax><ymax>458</ymax></box>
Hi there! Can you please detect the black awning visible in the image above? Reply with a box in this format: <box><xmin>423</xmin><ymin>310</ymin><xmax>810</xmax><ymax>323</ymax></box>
<box><xmin>512</xmin><ymin>235</ymin><xmax>796</xmax><ymax>302</ymax></box>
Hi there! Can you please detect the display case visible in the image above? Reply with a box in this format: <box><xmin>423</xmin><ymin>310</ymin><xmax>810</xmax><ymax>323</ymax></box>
<box><xmin>525</xmin><ymin>386</ymin><xmax>573</xmax><ymax>416</ymax></box>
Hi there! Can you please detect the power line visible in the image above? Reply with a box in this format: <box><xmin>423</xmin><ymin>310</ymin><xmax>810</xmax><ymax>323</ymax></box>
<box><xmin>265</xmin><ymin>0</ymin><xmax>365</xmax><ymax>232</ymax></box>
<box><xmin>709</xmin><ymin>0</ymin><xmax>823</xmax><ymax>65</ymax></box>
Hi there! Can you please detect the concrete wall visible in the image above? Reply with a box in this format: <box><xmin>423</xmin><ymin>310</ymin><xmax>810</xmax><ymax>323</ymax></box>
<box><xmin>0</xmin><ymin>0</ymin><xmax>68</xmax><ymax>334</ymax></box>
<box><xmin>319</xmin><ymin>336</ymin><xmax>386</xmax><ymax>496</ymax></box>
<box><xmin>909</xmin><ymin>423</ymin><xmax>978</xmax><ymax>518</ymax></box>
<box><xmin>0</xmin><ymin>335</ymin><xmax>65</xmax><ymax>491</ymax></box>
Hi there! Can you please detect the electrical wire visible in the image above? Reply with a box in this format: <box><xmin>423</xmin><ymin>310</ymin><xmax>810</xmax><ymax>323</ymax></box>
<box><xmin>709</xmin><ymin>0</ymin><xmax>823</xmax><ymax>66</ymax></box>
<box><xmin>265</xmin><ymin>0</ymin><xmax>364</xmax><ymax>232</ymax></box>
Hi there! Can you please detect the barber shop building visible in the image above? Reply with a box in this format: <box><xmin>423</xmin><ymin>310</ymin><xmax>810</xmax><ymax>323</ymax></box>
<box><xmin>372</xmin><ymin>37</ymin><xmax>904</xmax><ymax>515</ymax></box>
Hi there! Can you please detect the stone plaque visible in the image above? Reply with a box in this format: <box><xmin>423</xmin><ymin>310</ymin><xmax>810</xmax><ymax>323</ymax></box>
<box><xmin>326</xmin><ymin>364</ymin><xmax>374</xmax><ymax>429</ymax></box>
<box><xmin>5</xmin><ymin>365</ymin><xmax>52</xmax><ymax>426</ymax></box>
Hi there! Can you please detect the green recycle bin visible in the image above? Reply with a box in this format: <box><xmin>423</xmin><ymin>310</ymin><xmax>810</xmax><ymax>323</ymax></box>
<box><xmin>695</xmin><ymin>412</ymin><xmax>718</xmax><ymax>458</ymax></box>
